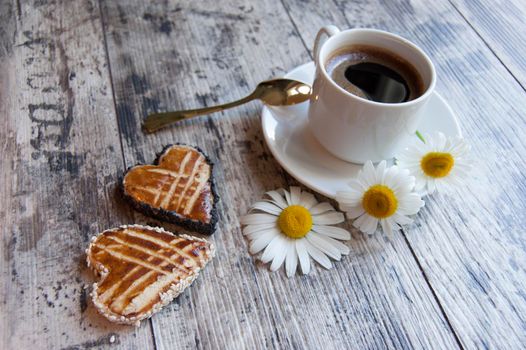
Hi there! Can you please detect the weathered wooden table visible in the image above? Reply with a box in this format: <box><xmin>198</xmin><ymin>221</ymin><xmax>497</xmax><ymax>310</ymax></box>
<box><xmin>1</xmin><ymin>0</ymin><xmax>525</xmax><ymax>349</ymax></box>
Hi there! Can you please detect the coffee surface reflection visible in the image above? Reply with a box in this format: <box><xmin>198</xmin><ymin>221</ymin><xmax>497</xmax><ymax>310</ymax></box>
<box><xmin>325</xmin><ymin>45</ymin><xmax>424</xmax><ymax>103</ymax></box>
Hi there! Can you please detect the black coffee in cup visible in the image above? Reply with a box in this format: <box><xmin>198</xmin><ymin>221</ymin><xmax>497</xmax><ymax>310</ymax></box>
<box><xmin>325</xmin><ymin>45</ymin><xmax>425</xmax><ymax>103</ymax></box>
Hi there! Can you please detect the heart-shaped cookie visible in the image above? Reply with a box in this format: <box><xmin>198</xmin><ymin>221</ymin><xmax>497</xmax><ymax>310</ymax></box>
<box><xmin>86</xmin><ymin>225</ymin><xmax>215</xmax><ymax>325</ymax></box>
<box><xmin>122</xmin><ymin>144</ymin><xmax>218</xmax><ymax>235</ymax></box>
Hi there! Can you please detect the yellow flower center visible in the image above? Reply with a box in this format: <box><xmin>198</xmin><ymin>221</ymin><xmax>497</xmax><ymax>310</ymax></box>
<box><xmin>277</xmin><ymin>205</ymin><xmax>312</xmax><ymax>239</ymax></box>
<box><xmin>362</xmin><ymin>185</ymin><xmax>398</xmax><ymax>219</ymax></box>
<box><xmin>420</xmin><ymin>152</ymin><xmax>454</xmax><ymax>178</ymax></box>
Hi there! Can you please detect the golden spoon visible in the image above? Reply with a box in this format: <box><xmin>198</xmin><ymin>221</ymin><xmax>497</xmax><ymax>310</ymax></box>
<box><xmin>142</xmin><ymin>78</ymin><xmax>311</xmax><ymax>133</ymax></box>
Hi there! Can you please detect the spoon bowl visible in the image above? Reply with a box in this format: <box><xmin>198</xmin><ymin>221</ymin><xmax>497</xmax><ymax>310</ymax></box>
<box><xmin>255</xmin><ymin>79</ymin><xmax>312</xmax><ymax>106</ymax></box>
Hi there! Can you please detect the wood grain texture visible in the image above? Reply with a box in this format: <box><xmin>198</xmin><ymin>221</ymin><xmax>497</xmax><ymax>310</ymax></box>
<box><xmin>448</xmin><ymin>0</ymin><xmax>526</xmax><ymax>88</ymax></box>
<box><xmin>0</xmin><ymin>0</ymin><xmax>154</xmax><ymax>348</ymax></box>
<box><xmin>281</xmin><ymin>0</ymin><xmax>526</xmax><ymax>348</ymax></box>
<box><xmin>99</xmin><ymin>0</ymin><xmax>460</xmax><ymax>349</ymax></box>
<box><xmin>2</xmin><ymin>0</ymin><xmax>526</xmax><ymax>348</ymax></box>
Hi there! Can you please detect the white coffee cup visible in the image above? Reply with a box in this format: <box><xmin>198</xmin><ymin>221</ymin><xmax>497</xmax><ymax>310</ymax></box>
<box><xmin>308</xmin><ymin>26</ymin><xmax>436</xmax><ymax>163</ymax></box>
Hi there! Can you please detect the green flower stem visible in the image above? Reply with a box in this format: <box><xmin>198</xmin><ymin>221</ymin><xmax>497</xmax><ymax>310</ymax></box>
<box><xmin>415</xmin><ymin>130</ymin><xmax>426</xmax><ymax>143</ymax></box>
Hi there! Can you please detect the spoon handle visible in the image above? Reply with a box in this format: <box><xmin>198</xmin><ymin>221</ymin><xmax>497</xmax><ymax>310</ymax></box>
<box><xmin>143</xmin><ymin>92</ymin><xmax>257</xmax><ymax>133</ymax></box>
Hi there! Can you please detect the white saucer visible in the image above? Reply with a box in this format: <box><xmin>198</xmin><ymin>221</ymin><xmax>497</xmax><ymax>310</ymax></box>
<box><xmin>261</xmin><ymin>62</ymin><xmax>462</xmax><ymax>199</ymax></box>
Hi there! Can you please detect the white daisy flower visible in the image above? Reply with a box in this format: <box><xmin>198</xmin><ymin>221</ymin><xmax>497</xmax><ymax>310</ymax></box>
<box><xmin>240</xmin><ymin>187</ymin><xmax>351</xmax><ymax>277</ymax></box>
<box><xmin>397</xmin><ymin>132</ymin><xmax>471</xmax><ymax>194</ymax></box>
<box><xmin>336</xmin><ymin>161</ymin><xmax>424</xmax><ymax>237</ymax></box>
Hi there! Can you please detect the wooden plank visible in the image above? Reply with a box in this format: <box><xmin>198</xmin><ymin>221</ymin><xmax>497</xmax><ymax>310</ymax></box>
<box><xmin>0</xmin><ymin>0</ymin><xmax>155</xmax><ymax>349</ymax></box>
<box><xmin>100</xmin><ymin>0</ymin><xmax>460</xmax><ymax>348</ymax></box>
<box><xmin>448</xmin><ymin>0</ymin><xmax>526</xmax><ymax>88</ymax></box>
<box><xmin>281</xmin><ymin>0</ymin><xmax>526</xmax><ymax>348</ymax></box>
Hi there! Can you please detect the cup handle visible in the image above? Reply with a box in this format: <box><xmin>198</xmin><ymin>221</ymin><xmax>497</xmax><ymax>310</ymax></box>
<box><xmin>313</xmin><ymin>25</ymin><xmax>340</xmax><ymax>65</ymax></box>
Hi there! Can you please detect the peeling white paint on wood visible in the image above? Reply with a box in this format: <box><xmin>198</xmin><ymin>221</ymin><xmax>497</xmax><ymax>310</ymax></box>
<box><xmin>283</xmin><ymin>0</ymin><xmax>526</xmax><ymax>348</ymax></box>
<box><xmin>1</xmin><ymin>0</ymin><xmax>525</xmax><ymax>349</ymax></box>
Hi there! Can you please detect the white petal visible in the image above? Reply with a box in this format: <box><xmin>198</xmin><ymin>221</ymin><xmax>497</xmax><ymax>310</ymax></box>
<box><xmin>388</xmin><ymin>169</ymin><xmax>414</xmax><ymax>195</ymax></box>
<box><xmin>249</xmin><ymin>229</ymin><xmax>280</xmax><ymax>254</ymax></box>
<box><xmin>270</xmin><ymin>237</ymin><xmax>289</xmax><ymax>271</ymax></box>
<box><xmin>400</xmin><ymin>167</ymin><xmax>411</xmax><ymax>177</ymax></box>
<box><xmin>385</xmin><ymin>217</ymin><xmax>400</xmax><ymax>233</ymax></box>
<box><xmin>383</xmin><ymin>166</ymin><xmax>399</xmax><ymax>188</ymax></box>
<box><xmin>283</xmin><ymin>189</ymin><xmax>292</xmax><ymax>205</ymax></box>
<box><xmin>290</xmin><ymin>187</ymin><xmax>301</xmax><ymax>205</ymax></box>
<box><xmin>338</xmin><ymin>204</ymin><xmax>352</xmax><ymax>213</ymax></box>
<box><xmin>453</xmin><ymin>166</ymin><xmax>470</xmax><ymax>178</ymax></box>
<box><xmin>285</xmin><ymin>244</ymin><xmax>298</xmax><ymax>277</ymax></box>
<box><xmin>400</xmin><ymin>146</ymin><xmax>422</xmax><ymax>159</ymax></box>
<box><xmin>347</xmin><ymin>179</ymin><xmax>367</xmax><ymax>193</ymax></box>
<box><xmin>455</xmin><ymin>162</ymin><xmax>472</xmax><ymax>172</ymax></box>
<box><xmin>435</xmin><ymin>179</ymin><xmax>446</xmax><ymax>193</ymax></box>
<box><xmin>306</xmin><ymin>232</ymin><xmax>341</xmax><ymax>260</ymax></box>
<box><xmin>305</xmin><ymin>239</ymin><xmax>333</xmax><ymax>269</ymax></box>
<box><xmin>397</xmin><ymin>193</ymin><xmax>425</xmax><ymax>215</ymax></box>
<box><xmin>446</xmin><ymin>141</ymin><xmax>461</xmax><ymax>155</ymax></box>
<box><xmin>427</xmin><ymin>178</ymin><xmax>436</xmax><ymax>194</ymax></box>
<box><xmin>241</xmin><ymin>213</ymin><xmax>277</xmax><ymax>225</ymax></box>
<box><xmin>443</xmin><ymin>138</ymin><xmax>453</xmax><ymax>153</ymax></box>
<box><xmin>392</xmin><ymin>213</ymin><xmax>413</xmax><ymax>226</ymax></box>
<box><xmin>352</xmin><ymin>214</ymin><xmax>368</xmax><ymax>232</ymax></box>
<box><xmin>426</xmin><ymin>133</ymin><xmax>436</xmax><ymax>150</ymax></box>
<box><xmin>383</xmin><ymin>167</ymin><xmax>402</xmax><ymax>190</ymax></box>
<box><xmin>344</xmin><ymin>205</ymin><xmax>365</xmax><ymax>219</ymax></box>
<box><xmin>265</xmin><ymin>190</ymin><xmax>288</xmax><ymax>208</ymax></box>
<box><xmin>309</xmin><ymin>202</ymin><xmax>335</xmax><ymax>215</ymax></box>
<box><xmin>260</xmin><ymin>235</ymin><xmax>282</xmax><ymax>263</ymax></box>
<box><xmin>243</xmin><ymin>223</ymin><xmax>276</xmax><ymax>236</ymax></box>
<box><xmin>388</xmin><ymin>173</ymin><xmax>404</xmax><ymax>193</ymax></box>
<box><xmin>363</xmin><ymin>161</ymin><xmax>377</xmax><ymax>186</ymax></box>
<box><xmin>381</xmin><ymin>219</ymin><xmax>393</xmax><ymax>238</ymax></box>
<box><xmin>312</xmin><ymin>225</ymin><xmax>351</xmax><ymax>240</ymax></box>
<box><xmin>336</xmin><ymin>190</ymin><xmax>362</xmax><ymax>205</ymax></box>
<box><xmin>299</xmin><ymin>191</ymin><xmax>318</xmax><ymax>209</ymax></box>
<box><xmin>449</xmin><ymin>141</ymin><xmax>469</xmax><ymax>157</ymax></box>
<box><xmin>421</xmin><ymin>135</ymin><xmax>432</xmax><ymax>151</ymax></box>
<box><xmin>312</xmin><ymin>211</ymin><xmax>345</xmax><ymax>225</ymax></box>
<box><xmin>455</xmin><ymin>159</ymin><xmax>472</xmax><ymax>168</ymax></box>
<box><xmin>376</xmin><ymin>160</ymin><xmax>387</xmax><ymax>183</ymax></box>
<box><xmin>364</xmin><ymin>215</ymin><xmax>379</xmax><ymax>235</ymax></box>
<box><xmin>354</xmin><ymin>214</ymin><xmax>378</xmax><ymax>235</ymax></box>
<box><xmin>250</xmin><ymin>201</ymin><xmax>282</xmax><ymax>215</ymax></box>
<box><xmin>407</xmin><ymin>166</ymin><xmax>422</xmax><ymax>174</ymax></box>
<box><xmin>315</xmin><ymin>233</ymin><xmax>350</xmax><ymax>255</ymax></box>
<box><xmin>296</xmin><ymin>239</ymin><xmax>311</xmax><ymax>274</ymax></box>
<box><xmin>436</xmin><ymin>132</ymin><xmax>447</xmax><ymax>150</ymax></box>
<box><xmin>393</xmin><ymin>177</ymin><xmax>415</xmax><ymax>196</ymax></box>
<box><xmin>264</xmin><ymin>199</ymin><xmax>288</xmax><ymax>209</ymax></box>
<box><xmin>445</xmin><ymin>175</ymin><xmax>464</xmax><ymax>187</ymax></box>
<box><xmin>414</xmin><ymin>176</ymin><xmax>427</xmax><ymax>191</ymax></box>
<box><xmin>336</xmin><ymin>188</ymin><xmax>365</xmax><ymax>201</ymax></box>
